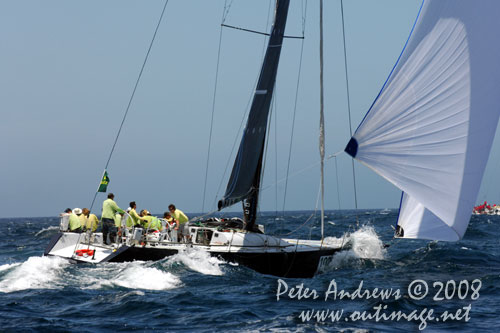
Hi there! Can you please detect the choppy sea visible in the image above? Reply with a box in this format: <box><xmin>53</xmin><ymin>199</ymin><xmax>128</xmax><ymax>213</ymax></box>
<box><xmin>0</xmin><ymin>210</ymin><xmax>498</xmax><ymax>332</ymax></box>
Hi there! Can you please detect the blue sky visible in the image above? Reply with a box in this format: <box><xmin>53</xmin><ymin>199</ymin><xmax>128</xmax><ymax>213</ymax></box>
<box><xmin>1</xmin><ymin>0</ymin><xmax>499</xmax><ymax>218</ymax></box>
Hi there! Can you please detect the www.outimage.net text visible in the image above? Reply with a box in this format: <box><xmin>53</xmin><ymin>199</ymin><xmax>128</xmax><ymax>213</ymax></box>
<box><xmin>276</xmin><ymin>278</ymin><xmax>481</xmax><ymax>330</ymax></box>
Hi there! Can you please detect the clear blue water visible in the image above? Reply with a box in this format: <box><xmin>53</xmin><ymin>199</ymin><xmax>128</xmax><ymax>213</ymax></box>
<box><xmin>0</xmin><ymin>210</ymin><xmax>498</xmax><ymax>332</ymax></box>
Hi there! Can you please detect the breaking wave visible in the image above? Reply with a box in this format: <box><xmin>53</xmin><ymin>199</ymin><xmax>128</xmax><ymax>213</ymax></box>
<box><xmin>0</xmin><ymin>257</ymin><xmax>180</xmax><ymax>292</ymax></box>
<box><xmin>0</xmin><ymin>256</ymin><xmax>69</xmax><ymax>293</ymax></box>
<box><xmin>166</xmin><ymin>247</ymin><xmax>225</xmax><ymax>276</ymax></box>
<box><xmin>322</xmin><ymin>225</ymin><xmax>386</xmax><ymax>270</ymax></box>
<box><xmin>0</xmin><ymin>263</ymin><xmax>20</xmax><ymax>273</ymax></box>
<box><xmin>35</xmin><ymin>225</ymin><xmax>59</xmax><ymax>237</ymax></box>
<box><xmin>111</xmin><ymin>262</ymin><xmax>181</xmax><ymax>290</ymax></box>
<box><xmin>79</xmin><ymin>262</ymin><xmax>181</xmax><ymax>291</ymax></box>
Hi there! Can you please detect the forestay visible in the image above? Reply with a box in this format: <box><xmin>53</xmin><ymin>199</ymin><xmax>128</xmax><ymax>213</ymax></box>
<box><xmin>345</xmin><ymin>0</ymin><xmax>500</xmax><ymax>241</ymax></box>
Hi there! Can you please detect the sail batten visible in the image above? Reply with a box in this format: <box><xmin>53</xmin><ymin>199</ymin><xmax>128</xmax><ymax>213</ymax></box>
<box><xmin>347</xmin><ymin>0</ymin><xmax>500</xmax><ymax>241</ymax></box>
<box><xmin>218</xmin><ymin>0</ymin><xmax>291</xmax><ymax>221</ymax></box>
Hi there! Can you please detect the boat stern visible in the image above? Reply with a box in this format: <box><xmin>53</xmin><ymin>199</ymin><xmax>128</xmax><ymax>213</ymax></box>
<box><xmin>44</xmin><ymin>232</ymin><xmax>118</xmax><ymax>263</ymax></box>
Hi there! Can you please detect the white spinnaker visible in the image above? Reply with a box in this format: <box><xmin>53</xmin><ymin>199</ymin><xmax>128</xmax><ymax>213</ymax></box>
<box><xmin>397</xmin><ymin>192</ymin><xmax>460</xmax><ymax>241</ymax></box>
<box><xmin>350</xmin><ymin>0</ymin><xmax>500</xmax><ymax>241</ymax></box>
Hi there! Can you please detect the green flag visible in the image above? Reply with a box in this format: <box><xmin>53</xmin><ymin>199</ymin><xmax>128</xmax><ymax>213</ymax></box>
<box><xmin>98</xmin><ymin>170</ymin><xmax>110</xmax><ymax>192</ymax></box>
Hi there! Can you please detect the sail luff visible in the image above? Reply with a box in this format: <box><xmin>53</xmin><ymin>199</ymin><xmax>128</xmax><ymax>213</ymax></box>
<box><xmin>218</xmin><ymin>0</ymin><xmax>291</xmax><ymax>215</ymax></box>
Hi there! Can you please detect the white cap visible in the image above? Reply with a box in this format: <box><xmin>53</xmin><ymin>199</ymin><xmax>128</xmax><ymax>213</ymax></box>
<box><xmin>73</xmin><ymin>208</ymin><xmax>82</xmax><ymax>215</ymax></box>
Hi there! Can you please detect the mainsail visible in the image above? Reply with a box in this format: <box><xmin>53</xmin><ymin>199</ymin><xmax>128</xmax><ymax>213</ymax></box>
<box><xmin>345</xmin><ymin>0</ymin><xmax>500</xmax><ymax>241</ymax></box>
<box><xmin>218</xmin><ymin>0</ymin><xmax>290</xmax><ymax>229</ymax></box>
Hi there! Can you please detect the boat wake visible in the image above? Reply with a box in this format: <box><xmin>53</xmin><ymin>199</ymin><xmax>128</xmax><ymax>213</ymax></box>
<box><xmin>165</xmin><ymin>247</ymin><xmax>226</xmax><ymax>276</ymax></box>
<box><xmin>71</xmin><ymin>261</ymin><xmax>181</xmax><ymax>291</ymax></box>
<box><xmin>0</xmin><ymin>256</ymin><xmax>182</xmax><ymax>293</ymax></box>
<box><xmin>322</xmin><ymin>225</ymin><xmax>386</xmax><ymax>270</ymax></box>
<box><xmin>0</xmin><ymin>256</ymin><xmax>68</xmax><ymax>293</ymax></box>
<box><xmin>110</xmin><ymin>262</ymin><xmax>181</xmax><ymax>290</ymax></box>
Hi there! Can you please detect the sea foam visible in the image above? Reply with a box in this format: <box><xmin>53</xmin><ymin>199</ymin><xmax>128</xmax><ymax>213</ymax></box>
<box><xmin>322</xmin><ymin>225</ymin><xmax>386</xmax><ymax>270</ymax></box>
<box><xmin>81</xmin><ymin>262</ymin><xmax>181</xmax><ymax>291</ymax></box>
<box><xmin>111</xmin><ymin>263</ymin><xmax>181</xmax><ymax>290</ymax></box>
<box><xmin>0</xmin><ymin>263</ymin><xmax>20</xmax><ymax>273</ymax></box>
<box><xmin>0</xmin><ymin>256</ymin><xmax>68</xmax><ymax>293</ymax></box>
<box><xmin>166</xmin><ymin>247</ymin><xmax>225</xmax><ymax>276</ymax></box>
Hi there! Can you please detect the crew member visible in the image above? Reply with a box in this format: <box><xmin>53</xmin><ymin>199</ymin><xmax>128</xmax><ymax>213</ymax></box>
<box><xmin>168</xmin><ymin>204</ymin><xmax>188</xmax><ymax>241</ymax></box>
<box><xmin>114</xmin><ymin>212</ymin><xmax>123</xmax><ymax>232</ymax></box>
<box><xmin>60</xmin><ymin>208</ymin><xmax>72</xmax><ymax>231</ymax></box>
<box><xmin>101</xmin><ymin>193</ymin><xmax>124</xmax><ymax>244</ymax></box>
<box><xmin>82</xmin><ymin>208</ymin><xmax>99</xmax><ymax>232</ymax></box>
<box><xmin>139</xmin><ymin>210</ymin><xmax>162</xmax><ymax>231</ymax></box>
<box><xmin>127</xmin><ymin>201</ymin><xmax>147</xmax><ymax>228</ymax></box>
<box><xmin>77</xmin><ymin>208</ymin><xmax>88</xmax><ymax>230</ymax></box>
<box><xmin>69</xmin><ymin>208</ymin><xmax>82</xmax><ymax>232</ymax></box>
<box><xmin>162</xmin><ymin>211</ymin><xmax>178</xmax><ymax>241</ymax></box>
<box><xmin>163</xmin><ymin>211</ymin><xmax>177</xmax><ymax>227</ymax></box>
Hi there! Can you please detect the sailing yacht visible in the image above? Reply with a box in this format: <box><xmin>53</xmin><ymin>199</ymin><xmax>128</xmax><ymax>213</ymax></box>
<box><xmin>45</xmin><ymin>0</ymin><xmax>500</xmax><ymax>277</ymax></box>
<box><xmin>45</xmin><ymin>0</ymin><xmax>343</xmax><ymax>278</ymax></box>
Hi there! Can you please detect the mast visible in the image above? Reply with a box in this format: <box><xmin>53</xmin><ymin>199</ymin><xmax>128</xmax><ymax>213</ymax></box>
<box><xmin>218</xmin><ymin>0</ymin><xmax>291</xmax><ymax>231</ymax></box>
<box><xmin>319</xmin><ymin>0</ymin><xmax>325</xmax><ymax>241</ymax></box>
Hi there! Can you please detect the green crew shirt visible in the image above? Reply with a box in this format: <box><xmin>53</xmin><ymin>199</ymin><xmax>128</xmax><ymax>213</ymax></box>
<box><xmin>172</xmin><ymin>209</ymin><xmax>188</xmax><ymax>224</ymax></box>
<box><xmin>127</xmin><ymin>208</ymin><xmax>145</xmax><ymax>228</ymax></box>
<box><xmin>78</xmin><ymin>214</ymin><xmax>87</xmax><ymax>229</ymax></box>
<box><xmin>126</xmin><ymin>214</ymin><xmax>134</xmax><ymax>228</ymax></box>
<box><xmin>141</xmin><ymin>216</ymin><xmax>162</xmax><ymax>231</ymax></box>
<box><xmin>86</xmin><ymin>214</ymin><xmax>99</xmax><ymax>232</ymax></box>
<box><xmin>69</xmin><ymin>213</ymin><xmax>81</xmax><ymax>231</ymax></box>
<box><xmin>114</xmin><ymin>213</ymin><xmax>122</xmax><ymax>228</ymax></box>
<box><xmin>102</xmin><ymin>198</ymin><xmax>125</xmax><ymax>219</ymax></box>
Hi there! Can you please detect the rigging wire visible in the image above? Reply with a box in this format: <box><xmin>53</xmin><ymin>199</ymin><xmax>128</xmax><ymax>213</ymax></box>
<box><xmin>89</xmin><ymin>0</ymin><xmax>170</xmax><ymax>212</ymax></box>
<box><xmin>202</xmin><ymin>0</ymin><xmax>230</xmax><ymax>214</ymax></box>
<box><xmin>262</xmin><ymin>150</ymin><xmax>343</xmax><ymax>193</ymax></box>
<box><xmin>274</xmin><ymin>92</ymin><xmax>279</xmax><ymax>222</ymax></box>
<box><xmin>334</xmin><ymin>155</ymin><xmax>342</xmax><ymax>210</ymax></box>
<box><xmin>260</xmin><ymin>91</ymin><xmax>275</xmax><ymax>221</ymax></box>
<box><xmin>281</xmin><ymin>0</ymin><xmax>308</xmax><ymax>216</ymax></box>
<box><xmin>313</xmin><ymin>179</ymin><xmax>322</xmax><ymax>240</ymax></box>
<box><xmin>262</xmin><ymin>0</ymin><xmax>274</xmax><ymax>59</ymax></box>
<box><xmin>278</xmin><ymin>179</ymin><xmax>321</xmax><ymax>238</ymax></box>
<box><xmin>340</xmin><ymin>0</ymin><xmax>359</xmax><ymax>223</ymax></box>
<box><xmin>222</xmin><ymin>0</ymin><xmax>235</xmax><ymax>21</ymax></box>
<box><xmin>211</xmin><ymin>76</ymin><xmax>255</xmax><ymax>210</ymax></box>
<box><xmin>257</xmin><ymin>0</ymin><xmax>275</xmax><ymax>223</ymax></box>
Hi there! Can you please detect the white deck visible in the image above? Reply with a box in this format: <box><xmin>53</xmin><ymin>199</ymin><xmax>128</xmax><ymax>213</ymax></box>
<box><xmin>47</xmin><ymin>225</ymin><xmax>344</xmax><ymax>263</ymax></box>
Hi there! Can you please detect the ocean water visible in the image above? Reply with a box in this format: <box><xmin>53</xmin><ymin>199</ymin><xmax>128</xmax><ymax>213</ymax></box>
<box><xmin>0</xmin><ymin>210</ymin><xmax>499</xmax><ymax>332</ymax></box>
